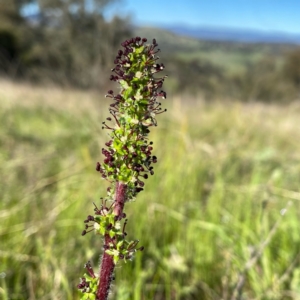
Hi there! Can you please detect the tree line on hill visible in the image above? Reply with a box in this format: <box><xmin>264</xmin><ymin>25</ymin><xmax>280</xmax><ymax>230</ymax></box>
<box><xmin>0</xmin><ymin>0</ymin><xmax>131</xmax><ymax>88</ymax></box>
<box><xmin>165</xmin><ymin>51</ymin><xmax>300</xmax><ymax>102</ymax></box>
<box><xmin>0</xmin><ymin>0</ymin><xmax>300</xmax><ymax>102</ymax></box>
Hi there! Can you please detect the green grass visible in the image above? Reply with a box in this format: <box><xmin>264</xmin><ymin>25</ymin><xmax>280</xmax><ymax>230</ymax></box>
<box><xmin>1</xmin><ymin>80</ymin><xmax>300</xmax><ymax>299</ymax></box>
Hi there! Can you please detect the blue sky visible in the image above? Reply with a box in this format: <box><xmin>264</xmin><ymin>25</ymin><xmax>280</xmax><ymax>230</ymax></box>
<box><xmin>23</xmin><ymin>0</ymin><xmax>300</xmax><ymax>34</ymax></box>
<box><xmin>106</xmin><ymin>0</ymin><xmax>300</xmax><ymax>33</ymax></box>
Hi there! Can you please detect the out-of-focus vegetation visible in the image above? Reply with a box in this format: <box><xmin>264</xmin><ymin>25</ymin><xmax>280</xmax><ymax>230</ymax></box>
<box><xmin>1</xmin><ymin>1</ymin><xmax>300</xmax><ymax>101</ymax></box>
<box><xmin>135</xmin><ymin>27</ymin><xmax>300</xmax><ymax>102</ymax></box>
<box><xmin>1</xmin><ymin>80</ymin><xmax>300</xmax><ymax>299</ymax></box>
<box><xmin>0</xmin><ymin>0</ymin><xmax>131</xmax><ymax>88</ymax></box>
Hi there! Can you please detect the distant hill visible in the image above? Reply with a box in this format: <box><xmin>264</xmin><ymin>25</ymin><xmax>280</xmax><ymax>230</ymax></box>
<box><xmin>134</xmin><ymin>26</ymin><xmax>298</xmax><ymax>74</ymax></box>
<box><xmin>24</xmin><ymin>13</ymin><xmax>299</xmax><ymax>73</ymax></box>
<box><xmin>159</xmin><ymin>24</ymin><xmax>300</xmax><ymax>44</ymax></box>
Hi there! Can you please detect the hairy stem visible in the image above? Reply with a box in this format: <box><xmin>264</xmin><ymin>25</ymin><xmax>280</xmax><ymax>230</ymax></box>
<box><xmin>97</xmin><ymin>235</ymin><xmax>115</xmax><ymax>300</ymax></box>
<box><xmin>113</xmin><ymin>182</ymin><xmax>127</xmax><ymax>218</ymax></box>
<box><xmin>97</xmin><ymin>182</ymin><xmax>127</xmax><ymax>299</ymax></box>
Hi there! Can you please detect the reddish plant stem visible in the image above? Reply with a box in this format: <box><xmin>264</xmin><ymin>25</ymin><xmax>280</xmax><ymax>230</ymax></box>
<box><xmin>113</xmin><ymin>182</ymin><xmax>127</xmax><ymax>218</ymax></box>
<box><xmin>96</xmin><ymin>182</ymin><xmax>127</xmax><ymax>300</ymax></box>
<box><xmin>96</xmin><ymin>235</ymin><xmax>115</xmax><ymax>300</ymax></box>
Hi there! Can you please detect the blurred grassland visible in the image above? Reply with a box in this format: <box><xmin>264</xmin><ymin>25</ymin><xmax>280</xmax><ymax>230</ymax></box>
<box><xmin>1</xmin><ymin>79</ymin><xmax>300</xmax><ymax>300</ymax></box>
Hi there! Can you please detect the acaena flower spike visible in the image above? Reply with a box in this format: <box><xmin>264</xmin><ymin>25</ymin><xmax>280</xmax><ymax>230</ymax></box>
<box><xmin>77</xmin><ymin>37</ymin><xmax>167</xmax><ymax>300</ymax></box>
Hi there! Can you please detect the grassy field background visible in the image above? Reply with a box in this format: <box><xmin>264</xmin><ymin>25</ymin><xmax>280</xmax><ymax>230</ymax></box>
<box><xmin>1</xmin><ymin>79</ymin><xmax>300</xmax><ymax>300</ymax></box>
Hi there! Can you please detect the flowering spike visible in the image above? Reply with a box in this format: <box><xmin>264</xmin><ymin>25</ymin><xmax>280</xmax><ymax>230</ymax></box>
<box><xmin>78</xmin><ymin>37</ymin><xmax>167</xmax><ymax>300</ymax></box>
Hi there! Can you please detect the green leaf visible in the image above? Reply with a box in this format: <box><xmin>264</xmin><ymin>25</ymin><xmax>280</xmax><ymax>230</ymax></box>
<box><xmin>120</xmin><ymin>80</ymin><xmax>129</xmax><ymax>90</ymax></box>
<box><xmin>135</xmin><ymin>46</ymin><xmax>145</xmax><ymax>54</ymax></box>
<box><xmin>105</xmin><ymin>250</ymin><xmax>114</xmax><ymax>256</ymax></box>
<box><xmin>116</xmin><ymin>240</ymin><xmax>124</xmax><ymax>250</ymax></box>
<box><xmin>99</xmin><ymin>225</ymin><xmax>105</xmax><ymax>236</ymax></box>
<box><xmin>109</xmin><ymin>230</ymin><xmax>116</xmax><ymax>238</ymax></box>
<box><xmin>113</xmin><ymin>255</ymin><xmax>120</xmax><ymax>264</ymax></box>
<box><xmin>87</xmin><ymin>293</ymin><xmax>96</xmax><ymax>300</ymax></box>
<box><xmin>141</xmin><ymin>54</ymin><xmax>147</xmax><ymax>62</ymax></box>
<box><xmin>113</xmin><ymin>139</ymin><xmax>122</xmax><ymax>152</ymax></box>
<box><xmin>123</xmin><ymin>87</ymin><xmax>133</xmax><ymax>99</ymax></box>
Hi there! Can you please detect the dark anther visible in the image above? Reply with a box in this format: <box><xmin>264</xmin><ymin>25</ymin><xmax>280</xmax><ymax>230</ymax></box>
<box><xmin>96</xmin><ymin>162</ymin><xmax>101</xmax><ymax>171</ymax></box>
<box><xmin>105</xmin><ymin>140</ymin><xmax>112</xmax><ymax>147</ymax></box>
<box><xmin>121</xmin><ymin>41</ymin><xmax>128</xmax><ymax>47</ymax></box>
<box><xmin>87</xmin><ymin>215</ymin><xmax>94</xmax><ymax>221</ymax></box>
<box><xmin>139</xmin><ymin>181</ymin><xmax>145</xmax><ymax>187</ymax></box>
<box><xmin>115</xmin><ymin>94</ymin><xmax>122</xmax><ymax>101</ymax></box>
<box><xmin>122</xmin><ymin>219</ymin><xmax>128</xmax><ymax>234</ymax></box>
<box><xmin>106</xmin><ymin>223</ymin><xmax>113</xmax><ymax>230</ymax></box>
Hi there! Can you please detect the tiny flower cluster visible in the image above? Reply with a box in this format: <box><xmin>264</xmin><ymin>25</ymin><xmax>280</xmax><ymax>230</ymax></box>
<box><xmin>77</xmin><ymin>262</ymin><xmax>99</xmax><ymax>299</ymax></box>
<box><xmin>96</xmin><ymin>36</ymin><xmax>167</xmax><ymax>200</ymax></box>
<box><xmin>81</xmin><ymin>201</ymin><xmax>144</xmax><ymax>264</ymax></box>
